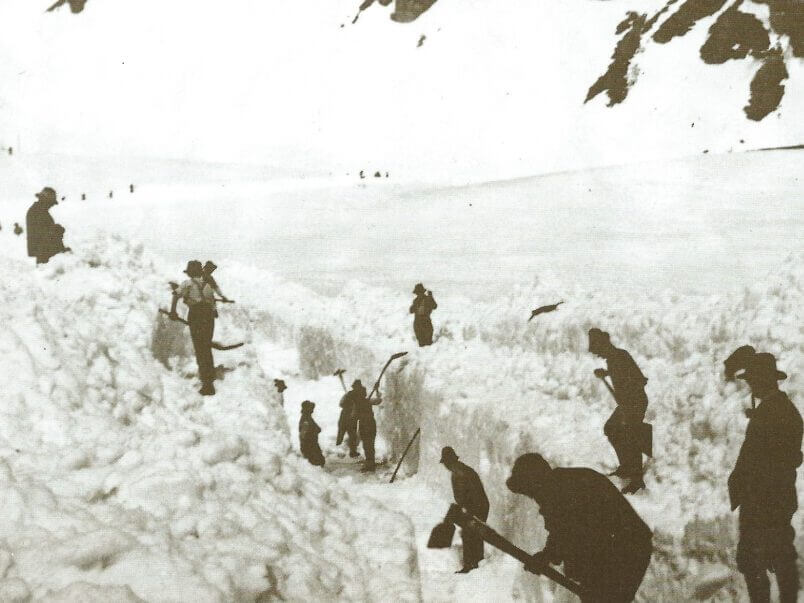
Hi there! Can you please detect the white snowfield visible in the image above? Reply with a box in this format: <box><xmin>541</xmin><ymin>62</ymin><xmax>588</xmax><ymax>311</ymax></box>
<box><xmin>0</xmin><ymin>236</ymin><xmax>420</xmax><ymax>602</ymax></box>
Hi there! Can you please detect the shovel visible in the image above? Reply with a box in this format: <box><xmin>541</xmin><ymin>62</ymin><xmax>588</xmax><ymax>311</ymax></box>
<box><xmin>367</xmin><ymin>351</ymin><xmax>408</xmax><ymax>401</ymax></box>
<box><xmin>427</xmin><ymin>521</ymin><xmax>456</xmax><ymax>549</ymax></box>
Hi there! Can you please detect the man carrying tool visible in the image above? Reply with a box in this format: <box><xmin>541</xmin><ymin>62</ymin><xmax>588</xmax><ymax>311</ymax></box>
<box><xmin>589</xmin><ymin>328</ymin><xmax>650</xmax><ymax>494</ymax></box>
<box><xmin>409</xmin><ymin>283</ymin><xmax>437</xmax><ymax>347</ymax></box>
<box><xmin>337</xmin><ymin>378</ymin><xmax>361</xmax><ymax>458</ymax></box>
<box><xmin>507</xmin><ymin>453</ymin><xmax>652</xmax><ymax>602</ymax></box>
<box><xmin>727</xmin><ymin>352</ymin><xmax>802</xmax><ymax>603</ymax></box>
<box><xmin>169</xmin><ymin>260</ymin><xmax>217</xmax><ymax>396</ymax></box>
<box><xmin>350</xmin><ymin>379</ymin><xmax>382</xmax><ymax>472</ymax></box>
<box><xmin>440</xmin><ymin>446</ymin><xmax>490</xmax><ymax>573</ymax></box>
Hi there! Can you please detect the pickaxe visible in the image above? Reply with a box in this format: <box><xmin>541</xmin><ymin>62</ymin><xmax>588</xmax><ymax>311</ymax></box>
<box><xmin>334</xmin><ymin>368</ymin><xmax>347</xmax><ymax>392</ymax></box>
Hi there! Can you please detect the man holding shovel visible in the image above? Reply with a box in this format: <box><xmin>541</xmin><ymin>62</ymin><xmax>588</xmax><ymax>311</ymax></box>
<box><xmin>589</xmin><ymin>328</ymin><xmax>650</xmax><ymax>494</ymax></box>
<box><xmin>506</xmin><ymin>453</ymin><xmax>652</xmax><ymax>602</ymax></box>
<box><xmin>440</xmin><ymin>446</ymin><xmax>489</xmax><ymax>574</ymax></box>
<box><xmin>337</xmin><ymin>377</ymin><xmax>362</xmax><ymax>459</ymax></box>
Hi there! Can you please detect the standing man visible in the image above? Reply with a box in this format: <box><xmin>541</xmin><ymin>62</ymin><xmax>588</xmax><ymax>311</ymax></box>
<box><xmin>170</xmin><ymin>260</ymin><xmax>217</xmax><ymax>396</ymax></box>
<box><xmin>351</xmin><ymin>379</ymin><xmax>381</xmax><ymax>472</ymax></box>
<box><xmin>589</xmin><ymin>328</ymin><xmax>649</xmax><ymax>494</ymax></box>
<box><xmin>26</xmin><ymin>187</ymin><xmax>68</xmax><ymax>264</ymax></box>
<box><xmin>440</xmin><ymin>446</ymin><xmax>490</xmax><ymax>574</ymax></box>
<box><xmin>728</xmin><ymin>353</ymin><xmax>802</xmax><ymax>603</ymax></box>
<box><xmin>506</xmin><ymin>453</ymin><xmax>652</xmax><ymax>601</ymax></box>
<box><xmin>410</xmin><ymin>283</ymin><xmax>437</xmax><ymax>347</ymax></box>
<box><xmin>299</xmin><ymin>401</ymin><xmax>325</xmax><ymax>467</ymax></box>
<box><xmin>337</xmin><ymin>381</ymin><xmax>361</xmax><ymax>458</ymax></box>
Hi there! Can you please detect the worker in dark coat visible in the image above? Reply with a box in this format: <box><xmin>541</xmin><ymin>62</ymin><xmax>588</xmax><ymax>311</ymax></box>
<box><xmin>352</xmin><ymin>380</ymin><xmax>381</xmax><ymax>472</ymax></box>
<box><xmin>26</xmin><ymin>187</ymin><xmax>68</xmax><ymax>264</ymax></box>
<box><xmin>507</xmin><ymin>453</ymin><xmax>652</xmax><ymax>602</ymax></box>
<box><xmin>589</xmin><ymin>328</ymin><xmax>649</xmax><ymax>493</ymax></box>
<box><xmin>299</xmin><ymin>401</ymin><xmax>325</xmax><ymax>467</ymax></box>
<box><xmin>727</xmin><ymin>353</ymin><xmax>802</xmax><ymax>603</ymax></box>
<box><xmin>336</xmin><ymin>381</ymin><xmax>361</xmax><ymax>458</ymax></box>
<box><xmin>441</xmin><ymin>446</ymin><xmax>490</xmax><ymax>573</ymax></box>
<box><xmin>170</xmin><ymin>260</ymin><xmax>217</xmax><ymax>395</ymax></box>
<box><xmin>409</xmin><ymin>283</ymin><xmax>437</xmax><ymax>346</ymax></box>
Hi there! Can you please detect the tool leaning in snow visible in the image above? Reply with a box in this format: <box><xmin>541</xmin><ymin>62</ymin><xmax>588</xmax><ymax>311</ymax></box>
<box><xmin>389</xmin><ymin>427</ymin><xmax>420</xmax><ymax>483</ymax></box>
<box><xmin>431</xmin><ymin>504</ymin><xmax>591</xmax><ymax>599</ymax></box>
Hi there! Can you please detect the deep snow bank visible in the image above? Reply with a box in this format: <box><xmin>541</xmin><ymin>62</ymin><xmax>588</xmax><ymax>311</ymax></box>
<box><xmin>222</xmin><ymin>250</ymin><xmax>802</xmax><ymax>600</ymax></box>
<box><xmin>0</xmin><ymin>234</ymin><xmax>420</xmax><ymax>602</ymax></box>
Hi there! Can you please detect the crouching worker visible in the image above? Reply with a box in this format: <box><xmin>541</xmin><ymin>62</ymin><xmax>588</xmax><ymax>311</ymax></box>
<box><xmin>299</xmin><ymin>401</ymin><xmax>325</xmax><ymax>467</ymax></box>
<box><xmin>441</xmin><ymin>446</ymin><xmax>490</xmax><ymax>574</ymax></box>
<box><xmin>506</xmin><ymin>454</ymin><xmax>652</xmax><ymax>602</ymax></box>
<box><xmin>170</xmin><ymin>260</ymin><xmax>217</xmax><ymax>396</ymax></box>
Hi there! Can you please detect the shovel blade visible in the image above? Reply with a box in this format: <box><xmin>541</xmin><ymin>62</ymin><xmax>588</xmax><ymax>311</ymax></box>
<box><xmin>391</xmin><ymin>351</ymin><xmax>408</xmax><ymax>360</ymax></box>
<box><xmin>427</xmin><ymin>522</ymin><xmax>455</xmax><ymax>549</ymax></box>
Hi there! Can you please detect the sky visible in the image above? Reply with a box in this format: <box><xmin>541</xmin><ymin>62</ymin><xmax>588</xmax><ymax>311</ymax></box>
<box><xmin>0</xmin><ymin>0</ymin><xmax>801</xmax><ymax>182</ymax></box>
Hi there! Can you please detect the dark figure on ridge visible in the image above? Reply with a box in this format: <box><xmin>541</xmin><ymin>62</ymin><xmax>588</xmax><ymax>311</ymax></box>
<box><xmin>14</xmin><ymin>223</ymin><xmax>23</xmax><ymax>236</ymax></box>
<box><xmin>170</xmin><ymin>260</ymin><xmax>217</xmax><ymax>396</ymax></box>
<box><xmin>507</xmin><ymin>453</ymin><xmax>652</xmax><ymax>602</ymax></box>
<box><xmin>589</xmin><ymin>328</ymin><xmax>650</xmax><ymax>494</ymax></box>
<box><xmin>26</xmin><ymin>187</ymin><xmax>69</xmax><ymax>265</ymax></box>
<box><xmin>337</xmin><ymin>380</ymin><xmax>362</xmax><ymax>458</ymax></box>
<box><xmin>352</xmin><ymin>379</ymin><xmax>381</xmax><ymax>472</ymax></box>
<box><xmin>441</xmin><ymin>446</ymin><xmax>489</xmax><ymax>574</ymax></box>
<box><xmin>299</xmin><ymin>401</ymin><xmax>325</xmax><ymax>467</ymax></box>
<box><xmin>728</xmin><ymin>352</ymin><xmax>802</xmax><ymax>603</ymax></box>
<box><xmin>410</xmin><ymin>283</ymin><xmax>437</xmax><ymax>347</ymax></box>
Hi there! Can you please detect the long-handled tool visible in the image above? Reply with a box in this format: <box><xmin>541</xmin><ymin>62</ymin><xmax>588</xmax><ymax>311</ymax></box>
<box><xmin>158</xmin><ymin>309</ymin><xmax>244</xmax><ymax>351</ymax></box>
<box><xmin>389</xmin><ymin>427</ymin><xmax>420</xmax><ymax>483</ymax></box>
<box><xmin>596</xmin><ymin>374</ymin><xmax>652</xmax><ymax>458</ymax></box>
<box><xmin>367</xmin><ymin>351</ymin><xmax>408</xmax><ymax>401</ymax></box>
<box><xmin>334</xmin><ymin>368</ymin><xmax>347</xmax><ymax>392</ymax></box>
<box><xmin>444</xmin><ymin>504</ymin><xmax>591</xmax><ymax>599</ymax></box>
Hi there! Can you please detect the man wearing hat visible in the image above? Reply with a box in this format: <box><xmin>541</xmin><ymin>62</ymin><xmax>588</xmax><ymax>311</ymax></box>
<box><xmin>299</xmin><ymin>401</ymin><xmax>325</xmax><ymax>467</ymax></box>
<box><xmin>26</xmin><ymin>187</ymin><xmax>68</xmax><ymax>264</ymax></box>
<box><xmin>170</xmin><ymin>260</ymin><xmax>217</xmax><ymax>395</ymax></box>
<box><xmin>350</xmin><ymin>379</ymin><xmax>382</xmax><ymax>472</ymax></box>
<box><xmin>588</xmin><ymin>328</ymin><xmax>650</xmax><ymax>494</ymax></box>
<box><xmin>506</xmin><ymin>453</ymin><xmax>652</xmax><ymax>601</ymax></box>
<box><xmin>337</xmin><ymin>379</ymin><xmax>363</xmax><ymax>459</ymax></box>
<box><xmin>440</xmin><ymin>446</ymin><xmax>489</xmax><ymax>573</ymax></box>
<box><xmin>728</xmin><ymin>353</ymin><xmax>802</xmax><ymax>603</ymax></box>
<box><xmin>409</xmin><ymin>283</ymin><xmax>437</xmax><ymax>347</ymax></box>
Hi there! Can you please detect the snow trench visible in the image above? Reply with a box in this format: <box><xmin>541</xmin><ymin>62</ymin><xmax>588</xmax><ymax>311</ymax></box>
<box><xmin>227</xmin><ymin>251</ymin><xmax>803</xmax><ymax>601</ymax></box>
<box><xmin>0</xmin><ymin>234</ymin><xmax>421</xmax><ymax>602</ymax></box>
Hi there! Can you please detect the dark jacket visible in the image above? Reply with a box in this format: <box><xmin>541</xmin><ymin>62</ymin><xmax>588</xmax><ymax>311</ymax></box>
<box><xmin>26</xmin><ymin>201</ymin><xmax>64</xmax><ymax>259</ymax></box>
<box><xmin>538</xmin><ymin>468</ymin><xmax>651</xmax><ymax>574</ymax></box>
<box><xmin>606</xmin><ymin>348</ymin><xmax>648</xmax><ymax>413</ymax></box>
<box><xmin>451</xmin><ymin>461</ymin><xmax>490</xmax><ymax>520</ymax></box>
<box><xmin>299</xmin><ymin>414</ymin><xmax>324</xmax><ymax>466</ymax></box>
<box><xmin>410</xmin><ymin>293</ymin><xmax>437</xmax><ymax>318</ymax></box>
<box><xmin>728</xmin><ymin>390</ymin><xmax>803</xmax><ymax>517</ymax></box>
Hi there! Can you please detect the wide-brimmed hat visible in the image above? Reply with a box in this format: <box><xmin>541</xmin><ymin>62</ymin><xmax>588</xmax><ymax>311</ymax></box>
<box><xmin>203</xmin><ymin>261</ymin><xmax>218</xmax><ymax>273</ymax></box>
<box><xmin>588</xmin><ymin>328</ymin><xmax>610</xmax><ymax>351</ymax></box>
<box><xmin>301</xmin><ymin>400</ymin><xmax>315</xmax><ymax>413</ymax></box>
<box><xmin>183</xmin><ymin>260</ymin><xmax>203</xmax><ymax>277</ymax></box>
<box><xmin>35</xmin><ymin>187</ymin><xmax>57</xmax><ymax>204</ymax></box>
<box><xmin>737</xmin><ymin>353</ymin><xmax>787</xmax><ymax>381</ymax></box>
<box><xmin>413</xmin><ymin>283</ymin><xmax>426</xmax><ymax>295</ymax></box>
<box><xmin>506</xmin><ymin>453</ymin><xmax>551</xmax><ymax>493</ymax></box>
<box><xmin>439</xmin><ymin>446</ymin><xmax>459</xmax><ymax>464</ymax></box>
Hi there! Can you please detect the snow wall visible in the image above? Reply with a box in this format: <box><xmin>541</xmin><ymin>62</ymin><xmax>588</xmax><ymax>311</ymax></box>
<box><xmin>222</xmin><ymin>250</ymin><xmax>803</xmax><ymax>601</ymax></box>
<box><xmin>0</xmin><ymin>234</ymin><xmax>420</xmax><ymax>602</ymax></box>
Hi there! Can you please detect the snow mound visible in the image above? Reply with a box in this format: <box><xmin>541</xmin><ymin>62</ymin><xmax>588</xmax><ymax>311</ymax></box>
<box><xmin>0</xmin><ymin>234</ymin><xmax>420</xmax><ymax>602</ymax></box>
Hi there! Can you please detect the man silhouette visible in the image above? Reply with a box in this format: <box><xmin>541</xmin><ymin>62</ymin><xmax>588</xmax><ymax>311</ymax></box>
<box><xmin>440</xmin><ymin>446</ymin><xmax>490</xmax><ymax>574</ymax></box>
<box><xmin>410</xmin><ymin>283</ymin><xmax>437</xmax><ymax>347</ymax></box>
<box><xmin>26</xmin><ymin>187</ymin><xmax>68</xmax><ymax>264</ymax></box>
<box><xmin>507</xmin><ymin>453</ymin><xmax>652</xmax><ymax>602</ymax></box>
<box><xmin>728</xmin><ymin>353</ymin><xmax>802</xmax><ymax>603</ymax></box>
<box><xmin>299</xmin><ymin>401</ymin><xmax>325</xmax><ymax>467</ymax></box>
<box><xmin>589</xmin><ymin>328</ymin><xmax>649</xmax><ymax>493</ymax></box>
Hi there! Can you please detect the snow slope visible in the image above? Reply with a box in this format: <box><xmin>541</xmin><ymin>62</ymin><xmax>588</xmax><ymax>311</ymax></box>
<box><xmin>0</xmin><ymin>234</ymin><xmax>420</xmax><ymax>602</ymax></box>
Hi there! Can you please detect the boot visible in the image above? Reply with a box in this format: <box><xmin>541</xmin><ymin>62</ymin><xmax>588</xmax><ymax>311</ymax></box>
<box><xmin>621</xmin><ymin>477</ymin><xmax>645</xmax><ymax>494</ymax></box>
<box><xmin>774</xmin><ymin>557</ymin><xmax>799</xmax><ymax>603</ymax></box>
<box><xmin>455</xmin><ymin>565</ymin><xmax>478</xmax><ymax>574</ymax></box>
<box><xmin>361</xmin><ymin>463</ymin><xmax>376</xmax><ymax>473</ymax></box>
<box><xmin>200</xmin><ymin>381</ymin><xmax>216</xmax><ymax>396</ymax></box>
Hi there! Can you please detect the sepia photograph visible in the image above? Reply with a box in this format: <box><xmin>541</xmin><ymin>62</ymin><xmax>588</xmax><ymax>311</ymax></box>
<box><xmin>0</xmin><ymin>0</ymin><xmax>801</xmax><ymax>600</ymax></box>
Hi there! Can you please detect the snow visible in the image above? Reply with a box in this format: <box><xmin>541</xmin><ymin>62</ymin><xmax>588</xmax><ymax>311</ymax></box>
<box><xmin>0</xmin><ymin>234</ymin><xmax>420</xmax><ymax>601</ymax></box>
<box><xmin>0</xmin><ymin>149</ymin><xmax>801</xmax><ymax>600</ymax></box>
